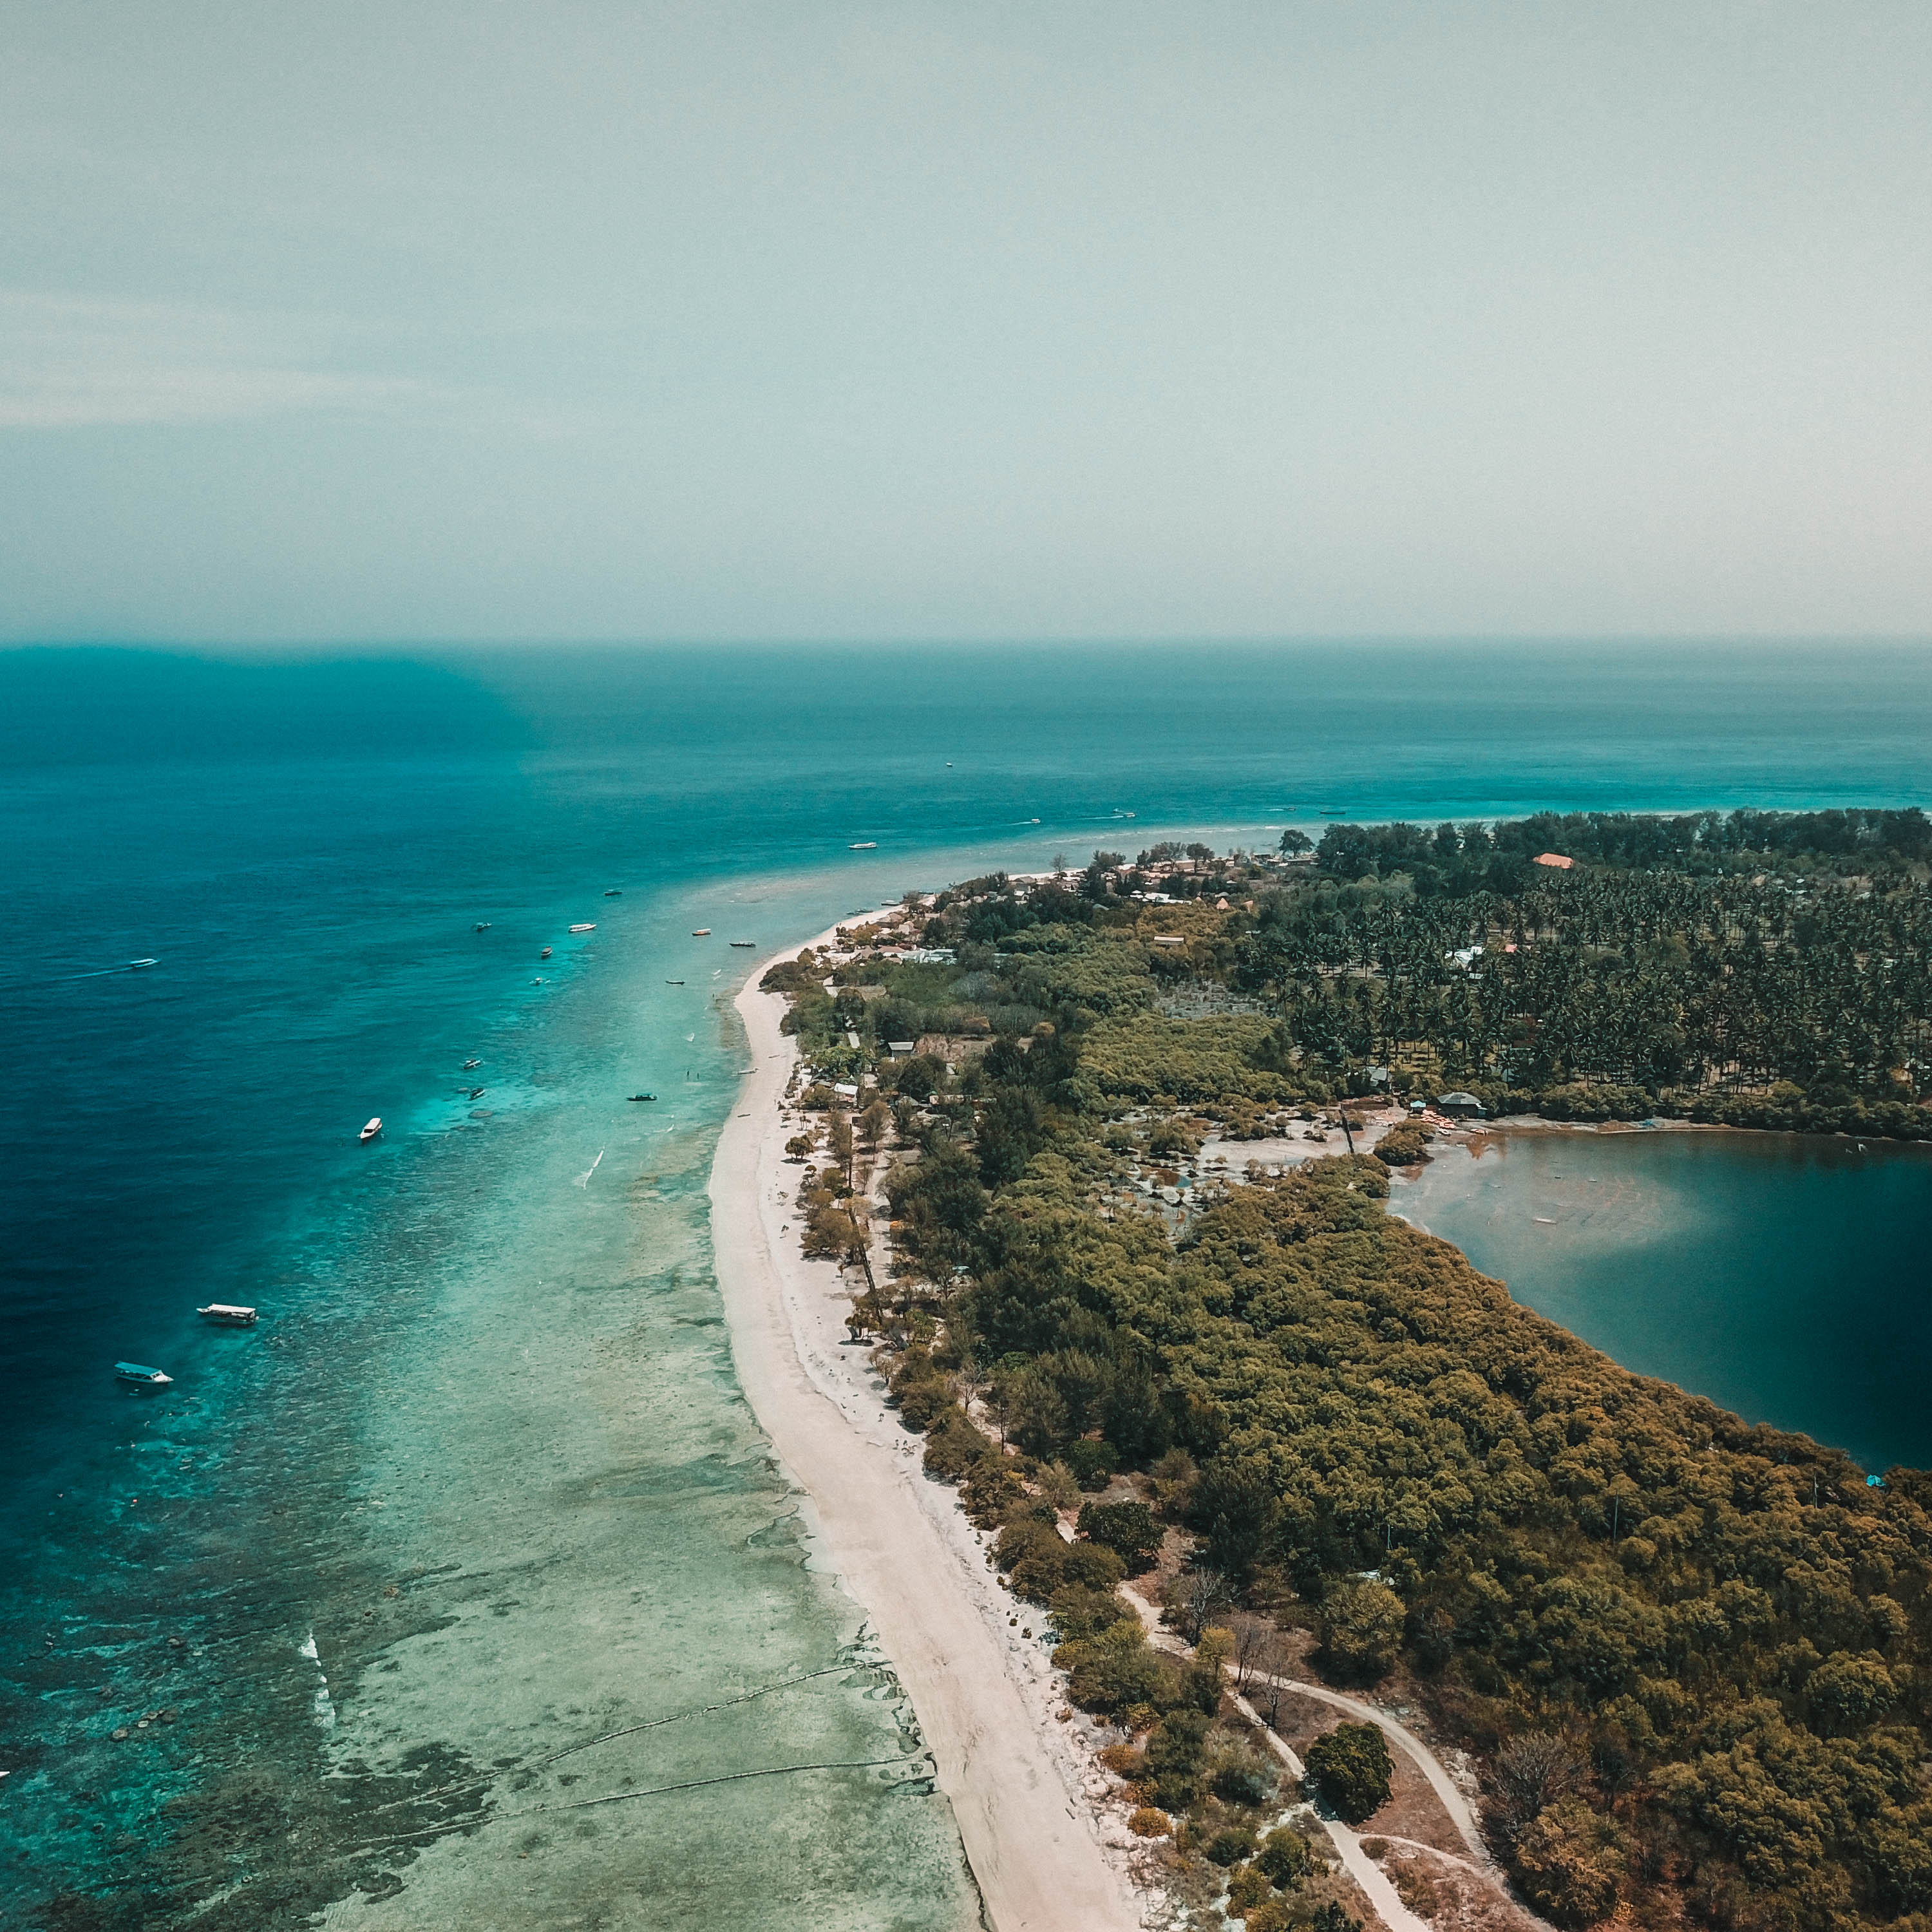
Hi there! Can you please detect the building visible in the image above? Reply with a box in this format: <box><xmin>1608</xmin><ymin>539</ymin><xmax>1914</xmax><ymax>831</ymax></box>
<box><xmin>1435</xmin><ymin>1091</ymin><xmax>1486</xmax><ymax>1119</ymax></box>
<box><xmin>1532</xmin><ymin>851</ymin><xmax>1574</xmax><ymax>870</ymax></box>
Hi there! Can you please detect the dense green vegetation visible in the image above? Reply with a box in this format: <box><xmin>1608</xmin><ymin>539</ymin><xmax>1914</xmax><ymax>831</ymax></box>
<box><xmin>766</xmin><ymin>829</ymin><xmax>1932</xmax><ymax>1931</ymax></box>
<box><xmin>1244</xmin><ymin>808</ymin><xmax>1932</xmax><ymax>1132</ymax></box>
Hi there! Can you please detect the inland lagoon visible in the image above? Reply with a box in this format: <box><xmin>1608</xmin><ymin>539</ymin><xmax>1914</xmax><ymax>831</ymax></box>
<box><xmin>1396</xmin><ymin>1127</ymin><xmax>1932</xmax><ymax>1478</ymax></box>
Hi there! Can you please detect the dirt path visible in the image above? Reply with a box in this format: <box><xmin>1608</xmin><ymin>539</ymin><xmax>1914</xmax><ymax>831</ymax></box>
<box><xmin>1245</xmin><ymin>1672</ymin><xmax>1486</xmax><ymax>1862</ymax></box>
<box><xmin>710</xmin><ymin>943</ymin><xmax>1141</xmax><ymax>1932</ymax></box>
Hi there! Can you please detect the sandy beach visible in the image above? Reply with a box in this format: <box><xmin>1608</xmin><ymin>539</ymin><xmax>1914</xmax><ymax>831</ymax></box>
<box><xmin>710</xmin><ymin>933</ymin><xmax>1145</xmax><ymax>1932</ymax></box>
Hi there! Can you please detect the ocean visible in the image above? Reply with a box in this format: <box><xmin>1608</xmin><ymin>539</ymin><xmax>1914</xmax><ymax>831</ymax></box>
<box><xmin>5</xmin><ymin>638</ymin><xmax>1931</xmax><ymax>1927</ymax></box>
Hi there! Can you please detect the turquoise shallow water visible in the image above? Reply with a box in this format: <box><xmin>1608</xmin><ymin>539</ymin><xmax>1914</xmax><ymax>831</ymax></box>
<box><xmin>5</xmin><ymin>639</ymin><xmax>1932</xmax><ymax>1926</ymax></box>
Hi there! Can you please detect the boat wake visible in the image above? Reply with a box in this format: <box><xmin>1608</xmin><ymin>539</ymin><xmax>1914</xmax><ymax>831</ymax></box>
<box><xmin>574</xmin><ymin>1148</ymin><xmax>605</xmax><ymax>1189</ymax></box>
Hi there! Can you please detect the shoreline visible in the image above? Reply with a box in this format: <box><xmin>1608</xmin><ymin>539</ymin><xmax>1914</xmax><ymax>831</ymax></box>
<box><xmin>709</xmin><ymin>929</ymin><xmax>1146</xmax><ymax>1932</ymax></box>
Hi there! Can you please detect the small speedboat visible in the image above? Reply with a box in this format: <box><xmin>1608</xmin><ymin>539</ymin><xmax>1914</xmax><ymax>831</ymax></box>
<box><xmin>474</xmin><ymin>922</ymin><xmax>491</xmax><ymax>932</ymax></box>
<box><xmin>848</xmin><ymin>842</ymin><xmax>876</xmax><ymax>850</ymax></box>
<box><xmin>116</xmin><ymin>1362</ymin><xmax>172</xmax><ymax>1387</ymax></box>
<box><xmin>627</xmin><ymin>1092</ymin><xmax>657</xmax><ymax>1102</ymax></box>
<box><xmin>569</xmin><ymin>923</ymin><xmax>596</xmax><ymax>934</ymax></box>
<box><xmin>128</xmin><ymin>958</ymin><xmax>158</xmax><ymax>971</ymax></box>
<box><xmin>604</xmin><ymin>888</ymin><xmax>622</xmax><ymax>896</ymax></box>
<box><xmin>359</xmin><ymin>1118</ymin><xmax>383</xmax><ymax>1142</ymax></box>
<box><xmin>197</xmin><ymin>1303</ymin><xmax>258</xmax><ymax>1327</ymax></box>
<box><xmin>468</xmin><ymin>1086</ymin><xmax>486</xmax><ymax>1099</ymax></box>
<box><xmin>691</xmin><ymin>929</ymin><xmax>710</xmax><ymax>936</ymax></box>
<box><xmin>730</xmin><ymin>940</ymin><xmax>755</xmax><ymax>947</ymax></box>
<box><xmin>463</xmin><ymin>1059</ymin><xmax>481</xmax><ymax>1070</ymax></box>
<box><xmin>539</xmin><ymin>947</ymin><xmax>552</xmax><ymax>960</ymax></box>
<box><xmin>665</xmin><ymin>978</ymin><xmax>684</xmax><ymax>985</ymax></box>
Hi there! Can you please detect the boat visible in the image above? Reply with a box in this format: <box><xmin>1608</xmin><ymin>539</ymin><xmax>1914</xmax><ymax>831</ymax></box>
<box><xmin>463</xmin><ymin>1058</ymin><xmax>481</xmax><ymax>1070</ymax></box>
<box><xmin>691</xmin><ymin>929</ymin><xmax>710</xmax><ymax>936</ymax></box>
<box><xmin>627</xmin><ymin>1092</ymin><xmax>657</xmax><ymax>1102</ymax></box>
<box><xmin>196</xmin><ymin>1304</ymin><xmax>258</xmax><ymax>1327</ymax></box>
<box><xmin>115</xmin><ymin>1363</ymin><xmax>172</xmax><ymax>1387</ymax></box>
<box><xmin>468</xmin><ymin>1086</ymin><xmax>486</xmax><ymax>1099</ymax></box>
<box><xmin>474</xmin><ymin>922</ymin><xmax>491</xmax><ymax>931</ymax></box>
<box><xmin>604</xmin><ymin>888</ymin><xmax>622</xmax><ymax>896</ymax></box>
<box><xmin>730</xmin><ymin>940</ymin><xmax>756</xmax><ymax>947</ymax></box>
<box><xmin>569</xmin><ymin>923</ymin><xmax>596</xmax><ymax>933</ymax></box>
<box><xmin>848</xmin><ymin>842</ymin><xmax>876</xmax><ymax>850</ymax></box>
<box><xmin>128</xmin><ymin>958</ymin><xmax>158</xmax><ymax>971</ymax></box>
<box><xmin>665</xmin><ymin>978</ymin><xmax>684</xmax><ymax>985</ymax></box>
<box><xmin>540</xmin><ymin>947</ymin><xmax>553</xmax><ymax>959</ymax></box>
<box><xmin>359</xmin><ymin>1118</ymin><xmax>382</xmax><ymax>1142</ymax></box>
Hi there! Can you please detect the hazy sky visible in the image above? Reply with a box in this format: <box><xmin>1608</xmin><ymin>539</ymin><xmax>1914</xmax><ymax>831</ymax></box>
<box><xmin>4</xmin><ymin>3</ymin><xmax>1931</xmax><ymax>643</ymax></box>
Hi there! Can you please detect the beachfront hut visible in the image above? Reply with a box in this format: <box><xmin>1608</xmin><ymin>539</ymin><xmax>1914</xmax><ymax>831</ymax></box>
<box><xmin>1435</xmin><ymin>1091</ymin><xmax>1486</xmax><ymax>1119</ymax></box>
<box><xmin>1532</xmin><ymin>851</ymin><xmax>1574</xmax><ymax>869</ymax></box>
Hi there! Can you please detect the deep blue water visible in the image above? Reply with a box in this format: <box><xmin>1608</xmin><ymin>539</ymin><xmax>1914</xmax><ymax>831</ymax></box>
<box><xmin>5</xmin><ymin>638</ymin><xmax>1931</xmax><ymax>1926</ymax></box>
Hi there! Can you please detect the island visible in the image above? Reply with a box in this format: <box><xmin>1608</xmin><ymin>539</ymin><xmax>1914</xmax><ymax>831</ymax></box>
<box><xmin>714</xmin><ymin>813</ymin><xmax>1932</xmax><ymax>1932</ymax></box>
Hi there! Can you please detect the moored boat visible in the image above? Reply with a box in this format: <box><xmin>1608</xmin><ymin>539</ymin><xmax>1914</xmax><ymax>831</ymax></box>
<box><xmin>691</xmin><ymin>928</ymin><xmax>710</xmax><ymax>936</ymax></box>
<box><xmin>569</xmin><ymin>923</ymin><xmax>596</xmax><ymax>933</ymax></box>
<box><xmin>115</xmin><ymin>1362</ymin><xmax>172</xmax><ymax>1387</ymax></box>
<box><xmin>463</xmin><ymin>1058</ymin><xmax>481</xmax><ymax>1070</ymax></box>
<box><xmin>359</xmin><ymin>1117</ymin><xmax>382</xmax><ymax>1142</ymax></box>
<box><xmin>196</xmin><ymin>1303</ymin><xmax>258</xmax><ymax>1327</ymax></box>
<box><xmin>627</xmin><ymin>1092</ymin><xmax>657</xmax><ymax>1101</ymax></box>
<box><xmin>540</xmin><ymin>947</ymin><xmax>553</xmax><ymax>959</ymax></box>
<box><xmin>848</xmin><ymin>841</ymin><xmax>876</xmax><ymax>849</ymax></box>
<box><xmin>730</xmin><ymin>940</ymin><xmax>755</xmax><ymax>947</ymax></box>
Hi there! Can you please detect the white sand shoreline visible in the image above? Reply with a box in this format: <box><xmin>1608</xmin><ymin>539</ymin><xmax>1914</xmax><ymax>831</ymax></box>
<box><xmin>709</xmin><ymin>928</ymin><xmax>1148</xmax><ymax>1932</ymax></box>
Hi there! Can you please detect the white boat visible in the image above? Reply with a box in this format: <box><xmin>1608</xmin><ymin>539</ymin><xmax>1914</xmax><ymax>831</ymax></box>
<box><xmin>128</xmin><ymin>958</ymin><xmax>158</xmax><ymax>971</ymax></box>
<box><xmin>849</xmin><ymin>842</ymin><xmax>876</xmax><ymax>849</ymax></box>
<box><xmin>359</xmin><ymin>1117</ymin><xmax>383</xmax><ymax>1142</ymax></box>
<box><xmin>197</xmin><ymin>1303</ymin><xmax>258</xmax><ymax>1327</ymax></box>
<box><xmin>691</xmin><ymin>928</ymin><xmax>710</xmax><ymax>936</ymax></box>
<box><xmin>115</xmin><ymin>1362</ymin><xmax>172</xmax><ymax>1387</ymax></box>
<box><xmin>462</xmin><ymin>1059</ymin><xmax>481</xmax><ymax>1070</ymax></box>
<box><xmin>569</xmin><ymin>923</ymin><xmax>596</xmax><ymax>933</ymax></box>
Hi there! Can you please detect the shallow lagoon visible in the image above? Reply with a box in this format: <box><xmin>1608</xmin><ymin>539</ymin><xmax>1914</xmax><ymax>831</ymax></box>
<box><xmin>1395</xmin><ymin>1127</ymin><xmax>1932</xmax><ymax>1475</ymax></box>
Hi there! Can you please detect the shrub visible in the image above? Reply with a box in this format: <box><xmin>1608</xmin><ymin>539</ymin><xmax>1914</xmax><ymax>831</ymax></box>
<box><xmin>922</xmin><ymin>1408</ymin><xmax>994</xmax><ymax>1482</ymax></box>
<box><xmin>1057</xmin><ymin>1620</ymin><xmax>1181</xmax><ymax>1717</ymax></box>
<box><xmin>1305</xmin><ymin>1721</ymin><xmax>1393</xmax><ymax>1824</ymax></box>
<box><xmin>1060</xmin><ymin>1542</ymin><xmax>1126</xmax><ymax>1593</ymax></box>
<box><xmin>1244</xmin><ymin>1903</ymin><xmax>1294</xmax><ymax>1932</ymax></box>
<box><xmin>894</xmin><ymin>1376</ymin><xmax>954</xmax><ymax>1430</ymax></box>
<box><xmin>1316</xmin><ymin>1581</ymin><xmax>1406</xmax><ymax>1683</ymax></box>
<box><xmin>1066</xmin><ymin>1438</ymin><xmax>1118</xmax><ymax>1490</ymax></box>
<box><xmin>1208</xmin><ymin>1737</ymin><xmax>1280</xmax><ymax>1807</ymax></box>
<box><xmin>1373</xmin><ymin>1123</ymin><xmax>1430</xmax><ymax>1166</ymax></box>
<box><xmin>1205</xmin><ymin>1826</ymin><xmax>1256</xmax><ymax>1866</ymax></box>
<box><xmin>1807</xmin><ymin>1650</ymin><xmax>1897</xmax><ymax>1733</ymax></box>
<box><xmin>960</xmin><ymin>1461</ymin><xmax>1024</xmax><ymax>1525</ymax></box>
<box><xmin>1077</xmin><ymin>1499</ymin><xmax>1164</xmax><ymax>1573</ymax></box>
<box><xmin>1050</xmin><ymin>1582</ymin><xmax>1136</xmax><ymax>1644</ymax></box>
<box><xmin>1146</xmin><ymin>1709</ymin><xmax>1211</xmax><ymax>1809</ymax></box>
<box><xmin>1097</xmin><ymin>1742</ymin><xmax>1148</xmax><ymax>1778</ymax></box>
<box><xmin>1128</xmin><ymin>1806</ymin><xmax>1170</xmax><ymax>1837</ymax></box>
<box><xmin>1226</xmin><ymin>1863</ymin><xmax>1273</xmax><ymax>1915</ymax></box>
<box><xmin>1512</xmin><ymin>1795</ymin><xmax>1625</xmax><ymax>1927</ymax></box>
<box><xmin>1254</xmin><ymin>1826</ymin><xmax>1314</xmax><ymax>1888</ymax></box>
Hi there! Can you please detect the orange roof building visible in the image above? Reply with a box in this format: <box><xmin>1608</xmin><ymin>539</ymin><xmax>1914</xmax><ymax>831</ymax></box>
<box><xmin>1532</xmin><ymin>851</ymin><xmax>1574</xmax><ymax>869</ymax></box>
